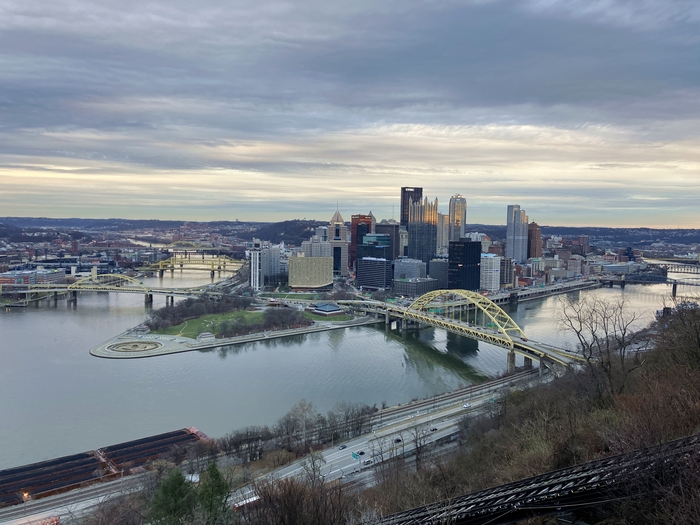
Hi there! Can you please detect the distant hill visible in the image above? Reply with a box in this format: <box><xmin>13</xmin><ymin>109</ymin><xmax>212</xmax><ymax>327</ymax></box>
<box><xmin>0</xmin><ymin>217</ymin><xmax>187</xmax><ymax>230</ymax></box>
<box><xmin>238</xmin><ymin>220</ymin><xmax>326</xmax><ymax>246</ymax></box>
<box><xmin>1</xmin><ymin>217</ymin><xmax>698</xmax><ymax>247</ymax></box>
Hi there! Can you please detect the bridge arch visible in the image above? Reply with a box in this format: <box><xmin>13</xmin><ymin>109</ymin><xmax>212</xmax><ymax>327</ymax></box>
<box><xmin>68</xmin><ymin>274</ymin><xmax>149</xmax><ymax>291</ymax></box>
<box><xmin>167</xmin><ymin>241</ymin><xmax>213</xmax><ymax>249</ymax></box>
<box><xmin>408</xmin><ymin>289</ymin><xmax>527</xmax><ymax>345</ymax></box>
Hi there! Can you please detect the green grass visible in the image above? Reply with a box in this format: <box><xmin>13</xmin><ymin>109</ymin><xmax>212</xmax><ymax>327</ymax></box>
<box><xmin>152</xmin><ymin>311</ymin><xmax>264</xmax><ymax>338</ymax></box>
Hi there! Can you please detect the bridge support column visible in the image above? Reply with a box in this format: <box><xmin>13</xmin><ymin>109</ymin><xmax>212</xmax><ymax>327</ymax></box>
<box><xmin>210</xmin><ymin>270</ymin><xmax>215</xmax><ymax>278</ymax></box>
<box><xmin>523</xmin><ymin>356</ymin><xmax>533</xmax><ymax>370</ymax></box>
<box><xmin>539</xmin><ymin>358</ymin><xmax>546</xmax><ymax>376</ymax></box>
<box><xmin>672</xmin><ymin>282</ymin><xmax>678</xmax><ymax>298</ymax></box>
<box><xmin>158</xmin><ymin>269</ymin><xmax>164</xmax><ymax>278</ymax></box>
<box><xmin>385</xmin><ymin>311</ymin><xmax>389</xmax><ymax>325</ymax></box>
<box><xmin>507</xmin><ymin>350</ymin><xmax>516</xmax><ymax>373</ymax></box>
<box><xmin>70</xmin><ymin>290</ymin><xmax>78</xmax><ymax>305</ymax></box>
<box><xmin>144</xmin><ymin>294</ymin><xmax>153</xmax><ymax>306</ymax></box>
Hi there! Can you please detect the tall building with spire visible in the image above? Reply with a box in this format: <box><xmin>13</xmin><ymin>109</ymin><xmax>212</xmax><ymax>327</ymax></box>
<box><xmin>506</xmin><ymin>205</ymin><xmax>529</xmax><ymax>263</ymax></box>
<box><xmin>329</xmin><ymin>210</ymin><xmax>349</xmax><ymax>277</ymax></box>
<box><xmin>408</xmin><ymin>197</ymin><xmax>438</xmax><ymax>263</ymax></box>
<box><xmin>448</xmin><ymin>195</ymin><xmax>467</xmax><ymax>242</ymax></box>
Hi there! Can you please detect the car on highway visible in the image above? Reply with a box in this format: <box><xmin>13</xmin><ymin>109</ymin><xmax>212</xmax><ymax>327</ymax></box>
<box><xmin>339</xmin><ymin>445</ymin><xmax>347</xmax><ymax>450</ymax></box>
<box><xmin>394</xmin><ymin>438</ymin><xmax>402</xmax><ymax>443</ymax></box>
<box><xmin>463</xmin><ymin>402</ymin><xmax>471</xmax><ymax>408</ymax></box>
<box><xmin>430</xmin><ymin>427</ymin><xmax>438</xmax><ymax>432</ymax></box>
<box><xmin>363</xmin><ymin>459</ymin><xmax>372</xmax><ymax>465</ymax></box>
<box><xmin>357</xmin><ymin>450</ymin><xmax>365</xmax><ymax>455</ymax></box>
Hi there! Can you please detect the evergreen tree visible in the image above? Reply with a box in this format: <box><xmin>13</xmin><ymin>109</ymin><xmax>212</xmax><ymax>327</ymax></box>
<box><xmin>149</xmin><ymin>468</ymin><xmax>196</xmax><ymax>525</ymax></box>
<box><xmin>197</xmin><ymin>462</ymin><xmax>231</xmax><ymax>523</ymax></box>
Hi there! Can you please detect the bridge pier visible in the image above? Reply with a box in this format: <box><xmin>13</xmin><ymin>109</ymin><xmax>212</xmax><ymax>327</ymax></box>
<box><xmin>672</xmin><ymin>282</ymin><xmax>678</xmax><ymax>298</ymax></box>
<box><xmin>210</xmin><ymin>270</ymin><xmax>215</xmax><ymax>278</ymax></box>
<box><xmin>144</xmin><ymin>294</ymin><xmax>153</xmax><ymax>306</ymax></box>
<box><xmin>158</xmin><ymin>269</ymin><xmax>164</xmax><ymax>278</ymax></box>
<box><xmin>524</xmin><ymin>356</ymin><xmax>533</xmax><ymax>370</ymax></box>
<box><xmin>507</xmin><ymin>350</ymin><xmax>516</xmax><ymax>373</ymax></box>
<box><xmin>69</xmin><ymin>290</ymin><xmax>78</xmax><ymax>305</ymax></box>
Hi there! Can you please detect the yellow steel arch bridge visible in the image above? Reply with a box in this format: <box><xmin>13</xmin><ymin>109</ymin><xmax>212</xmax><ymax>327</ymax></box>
<box><xmin>362</xmin><ymin>289</ymin><xmax>582</xmax><ymax>368</ymax></box>
<box><xmin>8</xmin><ymin>274</ymin><xmax>217</xmax><ymax>301</ymax></box>
<box><xmin>141</xmin><ymin>255</ymin><xmax>244</xmax><ymax>275</ymax></box>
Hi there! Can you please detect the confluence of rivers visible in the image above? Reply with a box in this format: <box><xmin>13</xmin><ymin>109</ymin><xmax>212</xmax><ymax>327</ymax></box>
<box><xmin>0</xmin><ymin>273</ymin><xmax>693</xmax><ymax>470</ymax></box>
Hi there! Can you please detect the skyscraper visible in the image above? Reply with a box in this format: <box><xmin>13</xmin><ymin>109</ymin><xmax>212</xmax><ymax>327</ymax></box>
<box><xmin>400</xmin><ymin>187</ymin><xmax>423</xmax><ymax>228</ymax></box>
<box><xmin>329</xmin><ymin>210</ymin><xmax>349</xmax><ymax>277</ymax></box>
<box><xmin>506</xmin><ymin>205</ymin><xmax>529</xmax><ymax>263</ymax></box>
<box><xmin>448</xmin><ymin>240</ymin><xmax>481</xmax><ymax>291</ymax></box>
<box><xmin>528</xmin><ymin>222</ymin><xmax>543</xmax><ymax>259</ymax></box>
<box><xmin>436</xmin><ymin>213</ymin><xmax>449</xmax><ymax>255</ymax></box>
<box><xmin>350</xmin><ymin>213</ymin><xmax>375</xmax><ymax>268</ymax></box>
<box><xmin>408</xmin><ymin>197</ymin><xmax>438</xmax><ymax>263</ymax></box>
<box><xmin>375</xmin><ymin>221</ymin><xmax>400</xmax><ymax>260</ymax></box>
<box><xmin>448</xmin><ymin>195</ymin><xmax>467</xmax><ymax>242</ymax></box>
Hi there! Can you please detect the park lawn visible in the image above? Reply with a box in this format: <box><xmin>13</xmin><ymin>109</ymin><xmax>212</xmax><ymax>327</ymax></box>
<box><xmin>152</xmin><ymin>311</ymin><xmax>264</xmax><ymax>338</ymax></box>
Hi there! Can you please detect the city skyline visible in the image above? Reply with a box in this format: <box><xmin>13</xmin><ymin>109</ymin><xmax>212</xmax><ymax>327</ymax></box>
<box><xmin>1</xmin><ymin>1</ymin><xmax>699</xmax><ymax>227</ymax></box>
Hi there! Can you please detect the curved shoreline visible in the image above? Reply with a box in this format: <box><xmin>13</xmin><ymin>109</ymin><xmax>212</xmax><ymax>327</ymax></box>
<box><xmin>90</xmin><ymin>317</ymin><xmax>383</xmax><ymax>359</ymax></box>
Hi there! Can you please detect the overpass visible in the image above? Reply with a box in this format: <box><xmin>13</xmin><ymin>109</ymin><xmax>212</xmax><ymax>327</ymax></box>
<box><xmin>349</xmin><ymin>290</ymin><xmax>583</xmax><ymax>369</ymax></box>
<box><xmin>1</xmin><ymin>274</ymin><xmax>221</xmax><ymax>306</ymax></box>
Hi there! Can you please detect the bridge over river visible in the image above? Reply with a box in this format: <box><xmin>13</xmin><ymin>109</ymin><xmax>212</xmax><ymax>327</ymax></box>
<box><xmin>345</xmin><ymin>289</ymin><xmax>583</xmax><ymax>370</ymax></box>
<box><xmin>1</xmin><ymin>274</ymin><xmax>223</xmax><ymax>307</ymax></box>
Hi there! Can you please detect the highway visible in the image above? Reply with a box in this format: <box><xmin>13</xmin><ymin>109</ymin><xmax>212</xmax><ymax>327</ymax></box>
<box><xmin>229</xmin><ymin>370</ymin><xmax>549</xmax><ymax>507</ymax></box>
<box><xmin>0</xmin><ymin>370</ymin><xmax>547</xmax><ymax>523</ymax></box>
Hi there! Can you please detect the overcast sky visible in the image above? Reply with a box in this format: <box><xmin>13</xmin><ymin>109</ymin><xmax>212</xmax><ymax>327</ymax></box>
<box><xmin>1</xmin><ymin>0</ymin><xmax>699</xmax><ymax>226</ymax></box>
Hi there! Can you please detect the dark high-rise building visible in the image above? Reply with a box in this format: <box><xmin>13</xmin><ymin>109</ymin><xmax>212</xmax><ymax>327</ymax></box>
<box><xmin>448</xmin><ymin>240</ymin><xmax>481</xmax><ymax>291</ymax></box>
<box><xmin>350</xmin><ymin>213</ymin><xmax>375</xmax><ymax>268</ymax></box>
<box><xmin>400</xmin><ymin>187</ymin><xmax>423</xmax><ymax>228</ymax></box>
<box><xmin>428</xmin><ymin>258</ymin><xmax>449</xmax><ymax>289</ymax></box>
<box><xmin>356</xmin><ymin>234</ymin><xmax>392</xmax><ymax>262</ymax></box>
<box><xmin>375</xmin><ymin>221</ymin><xmax>400</xmax><ymax>260</ymax></box>
<box><xmin>408</xmin><ymin>197</ymin><xmax>438</xmax><ymax>263</ymax></box>
<box><xmin>356</xmin><ymin>258</ymin><xmax>393</xmax><ymax>290</ymax></box>
<box><xmin>527</xmin><ymin>222</ymin><xmax>543</xmax><ymax>259</ymax></box>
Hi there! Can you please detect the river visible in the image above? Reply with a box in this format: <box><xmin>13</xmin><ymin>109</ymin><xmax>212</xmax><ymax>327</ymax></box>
<box><xmin>0</xmin><ymin>273</ymin><xmax>692</xmax><ymax>470</ymax></box>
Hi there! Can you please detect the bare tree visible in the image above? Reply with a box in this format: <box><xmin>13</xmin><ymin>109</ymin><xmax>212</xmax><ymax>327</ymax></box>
<box><xmin>557</xmin><ymin>294</ymin><xmax>647</xmax><ymax>401</ymax></box>
<box><xmin>408</xmin><ymin>422</ymin><xmax>431</xmax><ymax>470</ymax></box>
<box><xmin>656</xmin><ymin>299</ymin><xmax>700</xmax><ymax>369</ymax></box>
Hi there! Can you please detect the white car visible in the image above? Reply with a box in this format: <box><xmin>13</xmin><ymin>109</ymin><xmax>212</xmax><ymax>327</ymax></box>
<box><xmin>463</xmin><ymin>402</ymin><xmax>472</xmax><ymax>408</ymax></box>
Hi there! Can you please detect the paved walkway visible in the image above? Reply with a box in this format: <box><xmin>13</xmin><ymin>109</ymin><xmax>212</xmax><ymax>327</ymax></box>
<box><xmin>90</xmin><ymin>317</ymin><xmax>382</xmax><ymax>359</ymax></box>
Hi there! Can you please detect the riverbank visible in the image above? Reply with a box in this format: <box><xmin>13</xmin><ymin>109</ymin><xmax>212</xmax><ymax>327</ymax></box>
<box><xmin>90</xmin><ymin>316</ymin><xmax>383</xmax><ymax>358</ymax></box>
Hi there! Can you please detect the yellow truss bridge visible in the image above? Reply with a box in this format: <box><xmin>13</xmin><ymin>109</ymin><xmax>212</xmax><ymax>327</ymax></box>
<box><xmin>8</xmin><ymin>274</ymin><xmax>219</xmax><ymax>305</ymax></box>
<box><xmin>141</xmin><ymin>255</ymin><xmax>244</xmax><ymax>276</ymax></box>
<box><xmin>358</xmin><ymin>289</ymin><xmax>582</xmax><ymax>368</ymax></box>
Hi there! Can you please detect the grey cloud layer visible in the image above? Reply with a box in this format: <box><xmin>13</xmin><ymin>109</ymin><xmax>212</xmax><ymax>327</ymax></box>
<box><xmin>0</xmin><ymin>0</ymin><xmax>698</xmax><ymax>225</ymax></box>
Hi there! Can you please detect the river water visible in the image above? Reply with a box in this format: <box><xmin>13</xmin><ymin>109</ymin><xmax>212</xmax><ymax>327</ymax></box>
<box><xmin>0</xmin><ymin>273</ymin><xmax>693</xmax><ymax>470</ymax></box>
